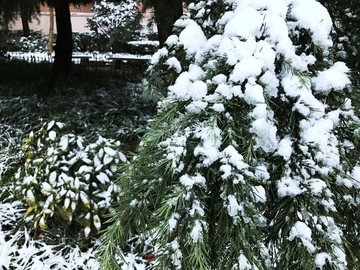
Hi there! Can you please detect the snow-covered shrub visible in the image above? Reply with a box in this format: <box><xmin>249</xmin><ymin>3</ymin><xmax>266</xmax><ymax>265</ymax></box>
<box><xmin>18</xmin><ymin>31</ymin><xmax>48</xmax><ymax>53</ymax></box>
<box><xmin>87</xmin><ymin>0</ymin><xmax>142</xmax><ymax>48</ymax></box>
<box><xmin>100</xmin><ymin>0</ymin><xmax>360</xmax><ymax>269</ymax></box>
<box><xmin>12</xmin><ymin>120</ymin><xmax>126</xmax><ymax>238</ymax></box>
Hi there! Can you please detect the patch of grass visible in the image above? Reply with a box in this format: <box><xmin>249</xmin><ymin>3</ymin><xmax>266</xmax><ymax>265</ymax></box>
<box><xmin>0</xmin><ymin>60</ymin><xmax>144</xmax><ymax>96</ymax></box>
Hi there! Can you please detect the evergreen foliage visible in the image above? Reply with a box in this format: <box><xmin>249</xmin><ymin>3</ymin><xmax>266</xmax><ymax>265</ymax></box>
<box><xmin>101</xmin><ymin>0</ymin><xmax>360</xmax><ymax>269</ymax></box>
<box><xmin>11</xmin><ymin>121</ymin><xmax>127</xmax><ymax>240</ymax></box>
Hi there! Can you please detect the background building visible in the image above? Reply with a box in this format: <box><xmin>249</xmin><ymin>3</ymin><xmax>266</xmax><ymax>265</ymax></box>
<box><xmin>10</xmin><ymin>4</ymin><xmax>94</xmax><ymax>34</ymax></box>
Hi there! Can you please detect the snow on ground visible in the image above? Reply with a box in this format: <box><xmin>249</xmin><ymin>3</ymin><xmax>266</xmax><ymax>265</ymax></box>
<box><xmin>0</xmin><ymin>200</ymin><xmax>100</xmax><ymax>269</ymax></box>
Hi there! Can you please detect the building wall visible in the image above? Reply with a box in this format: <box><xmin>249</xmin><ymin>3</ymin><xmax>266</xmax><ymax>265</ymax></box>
<box><xmin>9</xmin><ymin>2</ymin><xmax>157</xmax><ymax>35</ymax></box>
<box><xmin>10</xmin><ymin>4</ymin><xmax>94</xmax><ymax>34</ymax></box>
<box><xmin>40</xmin><ymin>4</ymin><xmax>94</xmax><ymax>13</ymax></box>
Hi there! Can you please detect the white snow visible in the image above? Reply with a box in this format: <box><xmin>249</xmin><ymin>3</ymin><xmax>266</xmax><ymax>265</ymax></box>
<box><xmin>254</xmin><ymin>165</ymin><xmax>270</xmax><ymax>181</ymax></box>
<box><xmin>48</xmin><ymin>131</ymin><xmax>57</xmax><ymax>141</ymax></box>
<box><xmin>166</xmin><ymin>35</ymin><xmax>179</xmax><ymax>47</ymax></box>
<box><xmin>288</xmin><ymin>221</ymin><xmax>316</xmax><ymax>252</ymax></box>
<box><xmin>166</xmin><ymin>57</ymin><xmax>182</xmax><ymax>73</ymax></box>
<box><xmin>194</xmin><ymin>124</ymin><xmax>222</xmax><ymax>166</ymax></box>
<box><xmin>168</xmin><ymin>213</ymin><xmax>180</xmax><ymax>231</ymax></box>
<box><xmin>315</xmin><ymin>252</ymin><xmax>330</xmax><ymax>269</ymax></box>
<box><xmin>250</xmin><ymin>118</ymin><xmax>278</xmax><ymax>153</ymax></box>
<box><xmin>170</xmin><ymin>239</ymin><xmax>183</xmax><ymax>269</ymax></box>
<box><xmin>252</xmin><ymin>185</ymin><xmax>267</xmax><ymax>203</ymax></box>
<box><xmin>229</xmin><ymin>57</ymin><xmax>264</xmax><ymax>83</ymax></box>
<box><xmin>276</xmin><ymin>137</ymin><xmax>293</xmax><ymax>160</ymax></box>
<box><xmin>178</xmin><ymin>19</ymin><xmax>207</xmax><ymax>58</ymax></box>
<box><xmin>307</xmin><ymin>178</ymin><xmax>327</xmax><ymax>195</ymax></box>
<box><xmin>190</xmin><ymin>220</ymin><xmax>204</xmax><ymax>242</ymax></box>
<box><xmin>277</xmin><ymin>177</ymin><xmax>304</xmax><ymax>197</ymax></box>
<box><xmin>224</xmin><ymin>7</ymin><xmax>263</xmax><ymax>40</ymax></box>
<box><xmin>189</xmin><ymin>81</ymin><xmax>208</xmax><ymax>101</ymax></box>
<box><xmin>350</xmin><ymin>166</ymin><xmax>360</xmax><ymax>188</ymax></box>
<box><xmin>227</xmin><ymin>195</ymin><xmax>242</xmax><ymax>218</ymax></box>
<box><xmin>301</xmin><ymin>118</ymin><xmax>340</xmax><ymax>171</ymax></box>
<box><xmin>312</xmin><ymin>62</ymin><xmax>351</xmax><ymax>94</ymax></box>
<box><xmin>238</xmin><ymin>253</ymin><xmax>252</xmax><ymax>270</ymax></box>
<box><xmin>260</xmin><ymin>71</ymin><xmax>279</xmax><ymax>97</ymax></box>
<box><xmin>244</xmin><ymin>83</ymin><xmax>265</xmax><ymax>105</ymax></box>
<box><xmin>221</xmin><ymin>145</ymin><xmax>248</xmax><ymax>171</ymax></box>
<box><xmin>290</xmin><ymin>0</ymin><xmax>333</xmax><ymax>46</ymax></box>
<box><xmin>179</xmin><ymin>173</ymin><xmax>206</xmax><ymax>189</ymax></box>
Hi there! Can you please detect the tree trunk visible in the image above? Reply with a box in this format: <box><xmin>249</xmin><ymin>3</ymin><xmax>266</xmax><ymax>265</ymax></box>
<box><xmin>154</xmin><ymin>0</ymin><xmax>183</xmax><ymax>47</ymax></box>
<box><xmin>48</xmin><ymin>7</ymin><xmax>54</xmax><ymax>53</ymax></box>
<box><xmin>53</xmin><ymin>0</ymin><xmax>72</xmax><ymax>75</ymax></box>
<box><xmin>20</xmin><ymin>5</ymin><xmax>31</xmax><ymax>37</ymax></box>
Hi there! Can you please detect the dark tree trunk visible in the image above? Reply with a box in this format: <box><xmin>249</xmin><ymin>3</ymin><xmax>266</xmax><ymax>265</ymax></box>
<box><xmin>53</xmin><ymin>0</ymin><xmax>72</xmax><ymax>75</ymax></box>
<box><xmin>20</xmin><ymin>6</ymin><xmax>30</xmax><ymax>37</ymax></box>
<box><xmin>154</xmin><ymin>0</ymin><xmax>183</xmax><ymax>47</ymax></box>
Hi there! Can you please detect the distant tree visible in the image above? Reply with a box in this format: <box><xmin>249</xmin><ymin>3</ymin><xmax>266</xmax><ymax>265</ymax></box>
<box><xmin>100</xmin><ymin>0</ymin><xmax>360</xmax><ymax>269</ymax></box>
<box><xmin>0</xmin><ymin>0</ymin><xmax>23</xmax><ymax>51</ymax></box>
<box><xmin>0</xmin><ymin>0</ymin><xmax>18</xmax><ymax>29</ymax></box>
<box><xmin>0</xmin><ymin>0</ymin><xmax>39</xmax><ymax>37</ymax></box>
<box><xmin>18</xmin><ymin>0</ymin><xmax>40</xmax><ymax>37</ymax></box>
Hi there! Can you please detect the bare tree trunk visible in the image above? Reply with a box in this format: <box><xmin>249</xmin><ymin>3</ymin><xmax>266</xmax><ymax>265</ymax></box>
<box><xmin>48</xmin><ymin>7</ymin><xmax>54</xmax><ymax>53</ymax></box>
<box><xmin>53</xmin><ymin>0</ymin><xmax>72</xmax><ymax>75</ymax></box>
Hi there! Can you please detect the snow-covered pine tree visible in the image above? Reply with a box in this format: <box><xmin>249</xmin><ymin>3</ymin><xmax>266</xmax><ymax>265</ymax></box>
<box><xmin>100</xmin><ymin>0</ymin><xmax>360</xmax><ymax>269</ymax></box>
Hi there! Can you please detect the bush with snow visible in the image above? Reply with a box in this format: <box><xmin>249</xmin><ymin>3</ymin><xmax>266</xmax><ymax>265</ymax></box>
<box><xmin>11</xmin><ymin>120</ymin><xmax>126</xmax><ymax>239</ymax></box>
<box><xmin>18</xmin><ymin>31</ymin><xmax>48</xmax><ymax>53</ymax></box>
<box><xmin>87</xmin><ymin>0</ymin><xmax>142</xmax><ymax>47</ymax></box>
<box><xmin>100</xmin><ymin>0</ymin><xmax>360</xmax><ymax>269</ymax></box>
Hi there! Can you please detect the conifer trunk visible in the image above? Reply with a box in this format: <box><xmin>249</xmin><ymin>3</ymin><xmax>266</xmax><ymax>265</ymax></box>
<box><xmin>53</xmin><ymin>0</ymin><xmax>72</xmax><ymax>75</ymax></box>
